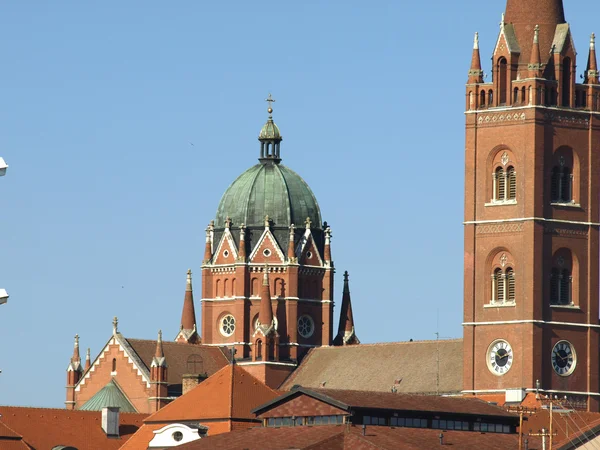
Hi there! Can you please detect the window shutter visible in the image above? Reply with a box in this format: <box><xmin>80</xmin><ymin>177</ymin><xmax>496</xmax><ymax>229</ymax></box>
<box><xmin>496</xmin><ymin>168</ymin><xmax>505</xmax><ymax>201</ymax></box>
<box><xmin>508</xmin><ymin>167</ymin><xmax>516</xmax><ymax>200</ymax></box>
<box><xmin>560</xmin><ymin>270</ymin><xmax>571</xmax><ymax>305</ymax></box>
<box><xmin>506</xmin><ymin>269</ymin><xmax>515</xmax><ymax>303</ymax></box>
<box><xmin>551</xmin><ymin>168</ymin><xmax>560</xmax><ymax>201</ymax></box>
<box><xmin>550</xmin><ymin>269</ymin><xmax>559</xmax><ymax>305</ymax></box>
<box><xmin>494</xmin><ymin>269</ymin><xmax>504</xmax><ymax>303</ymax></box>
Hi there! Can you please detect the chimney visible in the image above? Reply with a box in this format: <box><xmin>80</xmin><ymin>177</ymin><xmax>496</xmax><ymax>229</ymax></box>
<box><xmin>102</xmin><ymin>407</ymin><xmax>120</xmax><ymax>437</ymax></box>
<box><xmin>182</xmin><ymin>373</ymin><xmax>203</xmax><ymax>395</ymax></box>
<box><xmin>439</xmin><ymin>432</ymin><xmax>444</xmax><ymax>445</ymax></box>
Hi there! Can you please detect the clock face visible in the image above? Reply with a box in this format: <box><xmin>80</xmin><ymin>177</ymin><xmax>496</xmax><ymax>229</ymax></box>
<box><xmin>487</xmin><ymin>340</ymin><xmax>514</xmax><ymax>375</ymax></box>
<box><xmin>552</xmin><ymin>341</ymin><xmax>576</xmax><ymax>376</ymax></box>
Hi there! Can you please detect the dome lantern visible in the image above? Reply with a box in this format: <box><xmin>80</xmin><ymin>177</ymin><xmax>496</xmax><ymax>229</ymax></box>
<box><xmin>259</xmin><ymin>94</ymin><xmax>282</xmax><ymax>164</ymax></box>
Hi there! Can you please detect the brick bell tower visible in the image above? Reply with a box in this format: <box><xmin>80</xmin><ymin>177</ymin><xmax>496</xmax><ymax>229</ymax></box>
<box><xmin>463</xmin><ymin>0</ymin><xmax>600</xmax><ymax>411</ymax></box>
<box><xmin>200</xmin><ymin>97</ymin><xmax>334</xmax><ymax>388</ymax></box>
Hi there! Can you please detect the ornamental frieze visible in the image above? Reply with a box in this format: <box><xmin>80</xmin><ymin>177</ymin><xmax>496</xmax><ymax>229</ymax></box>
<box><xmin>477</xmin><ymin>112</ymin><xmax>526</xmax><ymax>125</ymax></box>
<box><xmin>544</xmin><ymin>225</ymin><xmax>588</xmax><ymax>238</ymax></box>
<box><xmin>544</xmin><ymin>113</ymin><xmax>589</xmax><ymax>126</ymax></box>
<box><xmin>476</xmin><ymin>222</ymin><xmax>524</xmax><ymax>234</ymax></box>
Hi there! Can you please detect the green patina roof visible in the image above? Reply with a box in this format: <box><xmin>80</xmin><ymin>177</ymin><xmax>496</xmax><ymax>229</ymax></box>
<box><xmin>215</xmin><ymin>162</ymin><xmax>322</xmax><ymax>230</ymax></box>
<box><xmin>80</xmin><ymin>379</ymin><xmax>137</xmax><ymax>413</ymax></box>
<box><xmin>259</xmin><ymin>117</ymin><xmax>281</xmax><ymax>140</ymax></box>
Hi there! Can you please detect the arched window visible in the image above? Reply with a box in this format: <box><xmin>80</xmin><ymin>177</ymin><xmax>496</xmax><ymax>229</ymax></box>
<box><xmin>251</xmin><ymin>278</ymin><xmax>258</xmax><ymax>296</ymax></box>
<box><xmin>507</xmin><ymin>166</ymin><xmax>516</xmax><ymax>200</ymax></box>
<box><xmin>513</xmin><ymin>87</ymin><xmax>519</xmax><ymax>104</ymax></box>
<box><xmin>215</xmin><ymin>279</ymin><xmax>221</xmax><ymax>298</ymax></box>
<box><xmin>488</xmin><ymin>90</ymin><xmax>494</xmax><ymax>106</ymax></box>
<box><xmin>490</xmin><ymin>253</ymin><xmax>516</xmax><ymax>305</ymax></box>
<box><xmin>480</xmin><ymin>90</ymin><xmax>486</xmax><ymax>107</ymax></box>
<box><xmin>498</xmin><ymin>57</ymin><xmax>508</xmax><ymax>105</ymax></box>
<box><xmin>551</xmin><ymin>165</ymin><xmax>573</xmax><ymax>203</ymax></box>
<box><xmin>494</xmin><ymin>167</ymin><xmax>505</xmax><ymax>201</ymax></box>
<box><xmin>223</xmin><ymin>279</ymin><xmax>229</xmax><ymax>297</ymax></box>
<box><xmin>521</xmin><ymin>86</ymin><xmax>526</xmax><ymax>104</ymax></box>
<box><xmin>112</xmin><ymin>358</ymin><xmax>117</xmax><ymax>372</ymax></box>
<box><xmin>550</xmin><ymin>251</ymin><xmax>574</xmax><ymax>306</ymax></box>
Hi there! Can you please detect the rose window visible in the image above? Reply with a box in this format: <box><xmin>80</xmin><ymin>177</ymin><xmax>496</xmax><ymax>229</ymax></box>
<box><xmin>298</xmin><ymin>315</ymin><xmax>314</xmax><ymax>338</ymax></box>
<box><xmin>220</xmin><ymin>315</ymin><xmax>236</xmax><ymax>337</ymax></box>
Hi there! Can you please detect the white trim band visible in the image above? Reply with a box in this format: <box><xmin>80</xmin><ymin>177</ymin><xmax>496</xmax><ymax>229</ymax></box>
<box><xmin>463</xmin><ymin>388</ymin><xmax>600</xmax><ymax>397</ymax></box>
<box><xmin>463</xmin><ymin>319</ymin><xmax>600</xmax><ymax>329</ymax></box>
<box><xmin>464</xmin><ymin>217</ymin><xmax>600</xmax><ymax>227</ymax></box>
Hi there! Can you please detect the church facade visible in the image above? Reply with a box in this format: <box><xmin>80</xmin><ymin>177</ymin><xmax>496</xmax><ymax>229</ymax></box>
<box><xmin>463</xmin><ymin>0</ymin><xmax>600</xmax><ymax>411</ymax></box>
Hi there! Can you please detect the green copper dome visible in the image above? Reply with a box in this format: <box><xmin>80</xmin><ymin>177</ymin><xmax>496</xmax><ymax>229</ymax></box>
<box><xmin>259</xmin><ymin>117</ymin><xmax>281</xmax><ymax>140</ymax></box>
<box><xmin>215</xmin><ymin>162</ymin><xmax>322</xmax><ymax>230</ymax></box>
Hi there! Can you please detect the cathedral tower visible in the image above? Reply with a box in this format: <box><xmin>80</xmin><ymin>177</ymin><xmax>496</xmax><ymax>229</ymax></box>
<box><xmin>200</xmin><ymin>97</ymin><xmax>334</xmax><ymax>388</ymax></box>
<box><xmin>464</xmin><ymin>0</ymin><xmax>600</xmax><ymax>411</ymax></box>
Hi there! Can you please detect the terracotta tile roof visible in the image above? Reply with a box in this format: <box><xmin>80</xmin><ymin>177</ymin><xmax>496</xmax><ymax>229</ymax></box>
<box><xmin>254</xmin><ymin>387</ymin><xmax>517</xmax><ymax>418</ymax></box>
<box><xmin>281</xmin><ymin>339</ymin><xmax>463</xmax><ymax>394</ymax></box>
<box><xmin>125</xmin><ymin>338</ymin><xmax>229</xmax><ymax>391</ymax></box>
<box><xmin>524</xmin><ymin>408</ymin><xmax>600</xmax><ymax>449</ymax></box>
<box><xmin>175</xmin><ymin>424</ymin><xmax>543</xmax><ymax>450</ymax></box>
<box><xmin>0</xmin><ymin>406</ymin><xmax>147</xmax><ymax>450</ymax></box>
<box><xmin>145</xmin><ymin>364</ymin><xmax>280</xmax><ymax>423</ymax></box>
<box><xmin>0</xmin><ymin>420</ymin><xmax>30</xmax><ymax>449</ymax></box>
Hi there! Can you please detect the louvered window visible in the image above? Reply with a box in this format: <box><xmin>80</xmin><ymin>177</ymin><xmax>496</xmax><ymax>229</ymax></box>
<box><xmin>550</xmin><ymin>269</ymin><xmax>559</xmax><ymax>304</ymax></box>
<box><xmin>493</xmin><ymin>268</ymin><xmax>504</xmax><ymax>303</ymax></box>
<box><xmin>496</xmin><ymin>167</ymin><xmax>506</xmax><ymax>201</ymax></box>
<box><xmin>551</xmin><ymin>166</ymin><xmax>573</xmax><ymax>203</ymax></box>
<box><xmin>507</xmin><ymin>167</ymin><xmax>516</xmax><ymax>200</ymax></box>
<box><xmin>506</xmin><ymin>268</ymin><xmax>515</xmax><ymax>303</ymax></box>
<box><xmin>559</xmin><ymin>270</ymin><xmax>571</xmax><ymax>305</ymax></box>
<box><xmin>561</xmin><ymin>168</ymin><xmax>572</xmax><ymax>202</ymax></box>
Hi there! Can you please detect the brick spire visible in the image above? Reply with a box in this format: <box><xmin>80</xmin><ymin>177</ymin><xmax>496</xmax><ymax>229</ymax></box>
<box><xmin>150</xmin><ymin>330</ymin><xmax>168</xmax><ymax>412</ymax></box>
<box><xmin>71</xmin><ymin>334</ymin><xmax>81</xmax><ymax>366</ymax></box>
<box><xmin>528</xmin><ymin>25</ymin><xmax>543</xmax><ymax>78</ymax></box>
<box><xmin>180</xmin><ymin>269</ymin><xmax>197</xmax><ymax>331</ymax></box>
<box><xmin>155</xmin><ymin>330</ymin><xmax>164</xmax><ymax>359</ymax></box>
<box><xmin>504</xmin><ymin>0</ymin><xmax>566</xmax><ymax>70</ymax></box>
<box><xmin>258</xmin><ymin>268</ymin><xmax>274</xmax><ymax>331</ymax></box>
<box><xmin>468</xmin><ymin>32</ymin><xmax>484</xmax><ymax>84</ymax></box>
<box><xmin>203</xmin><ymin>222</ymin><xmax>213</xmax><ymax>263</ymax></box>
<box><xmin>333</xmin><ymin>271</ymin><xmax>359</xmax><ymax>346</ymax></box>
<box><xmin>84</xmin><ymin>347</ymin><xmax>91</xmax><ymax>372</ymax></box>
<box><xmin>323</xmin><ymin>226</ymin><xmax>332</xmax><ymax>263</ymax></box>
<box><xmin>288</xmin><ymin>224</ymin><xmax>296</xmax><ymax>260</ymax></box>
<box><xmin>586</xmin><ymin>34</ymin><xmax>599</xmax><ymax>85</ymax></box>
<box><xmin>238</xmin><ymin>224</ymin><xmax>246</xmax><ymax>260</ymax></box>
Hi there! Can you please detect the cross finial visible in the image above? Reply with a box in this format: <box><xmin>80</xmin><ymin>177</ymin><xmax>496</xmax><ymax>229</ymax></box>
<box><xmin>225</xmin><ymin>216</ymin><xmax>232</xmax><ymax>229</ymax></box>
<box><xmin>74</xmin><ymin>334</ymin><xmax>80</xmax><ymax>347</ymax></box>
<box><xmin>305</xmin><ymin>217</ymin><xmax>312</xmax><ymax>229</ymax></box>
<box><xmin>265</xmin><ymin>215</ymin><xmax>270</xmax><ymax>228</ymax></box>
<box><xmin>592</xmin><ymin>33</ymin><xmax>596</xmax><ymax>50</ymax></box>
<box><xmin>265</xmin><ymin>93</ymin><xmax>275</xmax><ymax>115</ymax></box>
<box><xmin>112</xmin><ymin>316</ymin><xmax>118</xmax><ymax>334</ymax></box>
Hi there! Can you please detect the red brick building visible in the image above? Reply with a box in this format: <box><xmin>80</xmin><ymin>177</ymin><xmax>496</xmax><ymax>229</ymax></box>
<box><xmin>463</xmin><ymin>0</ymin><xmax>600</xmax><ymax>411</ymax></box>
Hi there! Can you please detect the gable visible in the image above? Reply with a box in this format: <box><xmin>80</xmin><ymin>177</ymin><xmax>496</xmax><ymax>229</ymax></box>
<box><xmin>212</xmin><ymin>229</ymin><xmax>238</xmax><ymax>265</ymax></box>
<box><xmin>256</xmin><ymin>393</ymin><xmax>347</xmax><ymax>419</ymax></box>
<box><xmin>298</xmin><ymin>234</ymin><xmax>323</xmax><ymax>266</ymax></box>
<box><xmin>249</xmin><ymin>229</ymin><xmax>285</xmax><ymax>264</ymax></box>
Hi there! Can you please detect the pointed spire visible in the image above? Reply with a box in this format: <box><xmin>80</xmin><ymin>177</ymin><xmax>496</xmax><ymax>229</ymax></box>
<box><xmin>586</xmin><ymin>33</ymin><xmax>599</xmax><ymax>84</ymax></box>
<box><xmin>324</xmin><ymin>226</ymin><xmax>332</xmax><ymax>263</ymax></box>
<box><xmin>180</xmin><ymin>269</ymin><xmax>197</xmax><ymax>332</ymax></box>
<box><xmin>528</xmin><ymin>25</ymin><xmax>543</xmax><ymax>78</ymax></box>
<box><xmin>258</xmin><ymin>266</ymin><xmax>274</xmax><ymax>332</ymax></box>
<box><xmin>238</xmin><ymin>224</ymin><xmax>247</xmax><ymax>260</ymax></box>
<box><xmin>151</xmin><ymin>330</ymin><xmax>167</xmax><ymax>370</ymax></box>
<box><xmin>334</xmin><ymin>271</ymin><xmax>359</xmax><ymax>346</ymax></box>
<box><xmin>84</xmin><ymin>348</ymin><xmax>91</xmax><ymax>372</ymax></box>
<box><xmin>468</xmin><ymin>32</ymin><xmax>484</xmax><ymax>84</ymax></box>
<box><xmin>288</xmin><ymin>224</ymin><xmax>296</xmax><ymax>260</ymax></box>
<box><xmin>155</xmin><ymin>330</ymin><xmax>164</xmax><ymax>358</ymax></box>
<box><xmin>71</xmin><ymin>334</ymin><xmax>81</xmax><ymax>363</ymax></box>
<box><xmin>203</xmin><ymin>223</ymin><xmax>213</xmax><ymax>263</ymax></box>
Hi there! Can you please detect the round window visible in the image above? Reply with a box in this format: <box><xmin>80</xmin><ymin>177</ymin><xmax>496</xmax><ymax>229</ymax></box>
<box><xmin>306</xmin><ymin>251</ymin><xmax>312</xmax><ymax>259</ymax></box>
<box><xmin>173</xmin><ymin>431</ymin><xmax>183</xmax><ymax>442</ymax></box>
<box><xmin>263</xmin><ymin>249</ymin><xmax>272</xmax><ymax>257</ymax></box>
<box><xmin>220</xmin><ymin>315</ymin><xmax>236</xmax><ymax>337</ymax></box>
<box><xmin>223</xmin><ymin>249</ymin><xmax>230</xmax><ymax>258</ymax></box>
<box><xmin>298</xmin><ymin>315</ymin><xmax>315</xmax><ymax>338</ymax></box>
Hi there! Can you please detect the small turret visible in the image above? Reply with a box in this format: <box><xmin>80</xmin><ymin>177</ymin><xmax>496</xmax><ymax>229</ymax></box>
<box><xmin>84</xmin><ymin>348</ymin><xmax>91</xmax><ymax>372</ymax></box>
<box><xmin>65</xmin><ymin>334</ymin><xmax>84</xmax><ymax>410</ymax></box>
<box><xmin>468</xmin><ymin>33</ymin><xmax>484</xmax><ymax>84</ymax></box>
<box><xmin>323</xmin><ymin>226</ymin><xmax>332</xmax><ymax>264</ymax></box>
<box><xmin>288</xmin><ymin>224</ymin><xmax>296</xmax><ymax>261</ymax></box>
<box><xmin>528</xmin><ymin>25</ymin><xmax>543</xmax><ymax>78</ymax></box>
<box><xmin>258</xmin><ymin>94</ymin><xmax>283</xmax><ymax>164</ymax></box>
<box><xmin>238</xmin><ymin>224</ymin><xmax>247</xmax><ymax>261</ymax></box>
<box><xmin>176</xmin><ymin>269</ymin><xmax>200</xmax><ymax>344</ymax></box>
<box><xmin>150</xmin><ymin>330</ymin><xmax>169</xmax><ymax>411</ymax></box>
<box><xmin>252</xmin><ymin>267</ymin><xmax>279</xmax><ymax>362</ymax></box>
<box><xmin>203</xmin><ymin>222</ymin><xmax>214</xmax><ymax>263</ymax></box>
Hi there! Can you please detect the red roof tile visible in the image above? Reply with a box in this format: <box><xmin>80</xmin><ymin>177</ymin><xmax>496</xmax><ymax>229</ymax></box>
<box><xmin>0</xmin><ymin>406</ymin><xmax>147</xmax><ymax>450</ymax></box>
<box><xmin>145</xmin><ymin>364</ymin><xmax>279</xmax><ymax>423</ymax></box>
<box><xmin>175</xmin><ymin>424</ymin><xmax>543</xmax><ymax>450</ymax></box>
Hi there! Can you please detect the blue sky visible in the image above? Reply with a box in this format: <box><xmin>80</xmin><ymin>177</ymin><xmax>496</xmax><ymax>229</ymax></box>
<box><xmin>1</xmin><ymin>1</ymin><xmax>599</xmax><ymax>407</ymax></box>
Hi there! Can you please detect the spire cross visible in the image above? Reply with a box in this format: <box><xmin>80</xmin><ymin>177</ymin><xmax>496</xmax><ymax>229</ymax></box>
<box><xmin>305</xmin><ymin>217</ymin><xmax>312</xmax><ymax>229</ymax></box>
<box><xmin>592</xmin><ymin>33</ymin><xmax>596</xmax><ymax>50</ymax></box>
<box><xmin>265</xmin><ymin>93</ymin><xmax>276</xmax><ymax>114</ymax></box>
<box><xmin>74</xmin><ymin>334</ymin><xmax>80</xmax><ymax>346</ymax></box>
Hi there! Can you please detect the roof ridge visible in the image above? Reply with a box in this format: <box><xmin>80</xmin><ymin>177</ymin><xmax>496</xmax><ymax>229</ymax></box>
<box><xmin>0</xmin><ymin>419</ymin><xmax>24</xmax><ymax>438</ymax></box>
<box><xmin>316</xmin><ymin>338</ymin><xmax>463</xmax><ymax>348</ymax></box>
